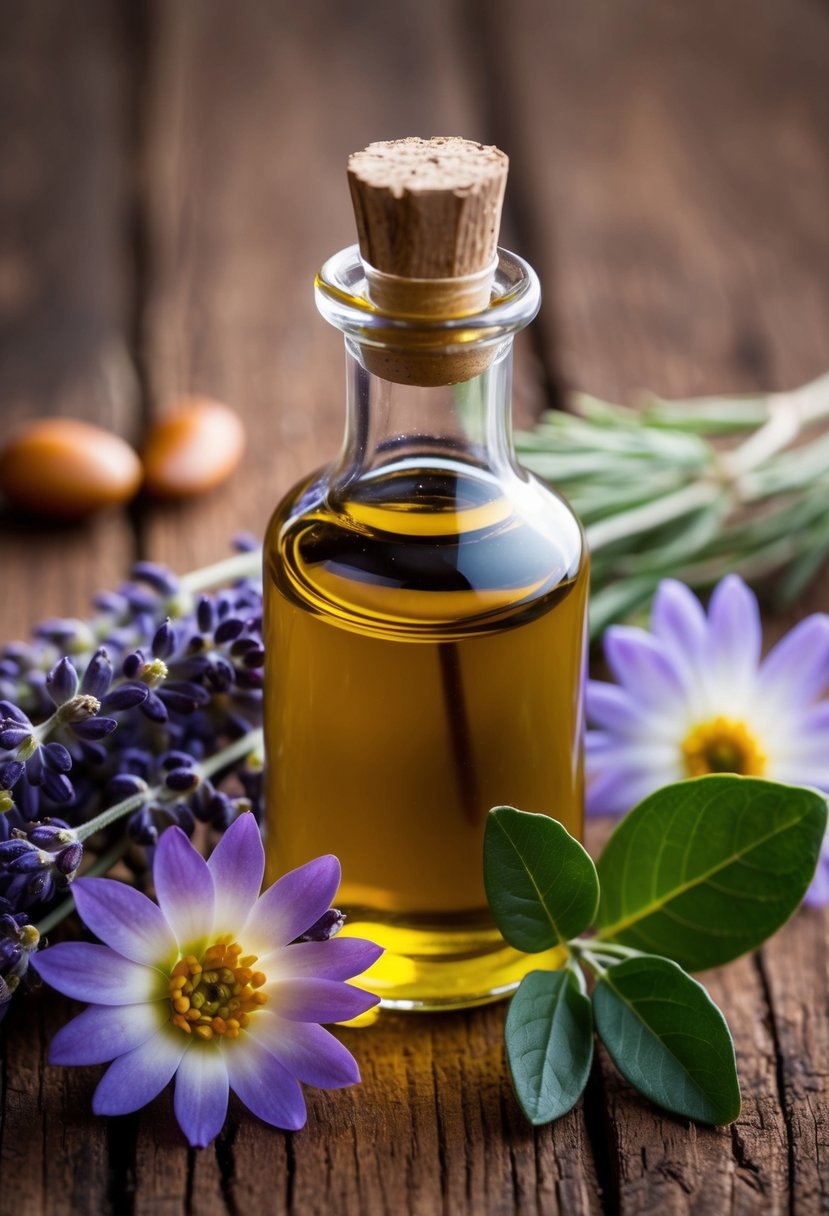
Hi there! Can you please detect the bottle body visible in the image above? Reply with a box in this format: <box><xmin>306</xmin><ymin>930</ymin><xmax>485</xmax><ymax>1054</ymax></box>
<box><xmin>264</xmin><ymin>248</ymin><xmax>588</xmax><ymax>1009</ymax></box>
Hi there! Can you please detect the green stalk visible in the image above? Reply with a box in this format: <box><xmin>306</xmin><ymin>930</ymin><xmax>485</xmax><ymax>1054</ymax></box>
<box><xmin>76</xmin><ymin>727</ymin><xmax>263</xmax><ymax>843</ymax></box>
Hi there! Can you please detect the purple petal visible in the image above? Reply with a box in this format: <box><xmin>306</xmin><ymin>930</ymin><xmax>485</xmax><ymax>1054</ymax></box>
<box><xmin>585</xmin><ymin>755</ymin><xmax>676</xmax><ymax>817</ymax></box>
<box><xmin>153</xmin><ymin>827</ymin><xmax>214</xmax><ymax>952</ymax></box>
<box><xmin>262</xmin><ymin>937</ymin><xmax>383</xmax><ymax>981</ymax></box>
<box><xmin>50</xmin><ymin>1001</ymin><xmax>166</xmax><ymax>1065</ymax></box>
<box><xmin>173</xmin><ymin>1042</ymin><xmax>229</xmax><ymax>1147</ymax></box>
<box><xmin>224</xmin><ymin>1036</ymin><xmax>306</xmax><ymax>1131</ymax></box>
<box><xmin>266</xmin><ymin>977</ymin><xmax>379</xmax><ymax>1023</ymax></box>
<box><xmin>602</xmin><ymin>627</ymin><xmax>688</xmax><ymax>710</ymax></box>
<box><xmin>244</xmin><ymin>855</ymin><xmax>341</xmax><ymax>952</ymax></box>
<box><xmin>586</xmin><ymin>680</ymin><xmax>654</xmax><ymax>737</ymax></box>
<box><xmin>93</xmin><ymin>1030</ymin><xmax>188</xmax><ymax>1115</ymax></box>
<box><xmin>759</xmin><ymin>615</ymin><xmax>829</xmax><ymax>708</ymax></box>
<box><xmin>705</xmin><ymin>575</ymin><xmax>761</xmax><ymax>692</ymax></box>
<box><xmin>650</xmin><ymin>579</ymin><xmax>707</xmax><ymax>658</ymax></box>
<box><xmin>72</xmin><ymin>878</ymin><xmax>178</xmax><ymax>968</ymax></box>
<box><xmin>32</xmin><ymin>942</ymin><xmax>163</xmax><ymax>1005</ymax></box>
<box><xmin>248</xmin><ymin>1013</ymin><xmax>360</xmax><ymax>1088</ymax></box>
<box><xmin>207</xmin><ymin>813</ymin><xmax>264</xmax><ymax>934</ymax></box>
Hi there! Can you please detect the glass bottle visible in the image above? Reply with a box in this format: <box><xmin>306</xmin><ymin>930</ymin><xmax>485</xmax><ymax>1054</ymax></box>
<box><xmin>264</xmin><ymin>243</ymin><xmax>589</xmax><ymax>1010</ymax></box>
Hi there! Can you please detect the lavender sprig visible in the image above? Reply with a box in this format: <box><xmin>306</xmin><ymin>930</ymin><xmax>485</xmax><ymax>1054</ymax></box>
<box><xmin>0</xmin><ymin>545</ymin><xmax>263</xmax><ymax>1019</ymax></box>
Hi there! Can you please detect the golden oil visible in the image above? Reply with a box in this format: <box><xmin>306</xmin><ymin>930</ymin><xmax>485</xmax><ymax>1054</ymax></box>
<box><xmin>264</xmin><ymin>458</ymin><xmax>588</xmax><ymax>1009</ymax></box>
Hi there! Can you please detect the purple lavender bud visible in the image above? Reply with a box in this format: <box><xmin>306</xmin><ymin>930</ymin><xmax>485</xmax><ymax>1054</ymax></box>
<box><xmin>164</xmin><ymin>768</ymin><xmax>200</xmax><ymax>793</ymax></box>
<box><xmin>27</xmin><ymin>871</ymin><xmax>53</xmax><ymax>903</ymax></box>
<box><xmin>122</xmin><ymin>651</ymin><xmax>144</xmax><ymax>680</ymax></box>
<box><xmin>152</xmin><ymin>619</ymin><xmax>176</xmax><ymax>660</ymax></box>
<box><xmin>141</xmin><ymin>692</ymin><xmax>168</xmax><ymax>724</ymax></box>
<box><xmin>101</xmin><ymin>682</ymin><xmax>150</xmax><ymax>712</ymax></box>
<box><xmin>160</xmin><ymin>751</ymin><xmax>194</xmax><ymax>770</ymax></box>
<box><xmin>80</xmin><ymin>649</ymin><xmax>113</xmax><ymax>699</ymax></box>
<box><xmin>158</xmin><ymin>683</ymin><xmax>211</xmax><ymax>715</ymax></box>
<box><xmin>233</xmin><ymin>531</ymin><xmax>260</xmax><ymax>552</ymax></box>
<box><xmin>107</xmin><ymin>773</ymin><xmax>149</xmax><ymax>800</ymax></box>
<box><xmin>92</xmin><ymin>589</ymin><xmax>128</xmax><ymax>613</ymax></box>
<box><xmin>9</xmin><ymin>851</ymin><xmax>46</xmax><ymax>874</ymax></box>
<box><xmin>34</xmin><ymin>618</ymin><xmax>91</xmax><ymax>648</ymax></box>
<box><xmin>46</xmin><ymin>657</ymin><xmax>80</xmax><ymax>707</ymax></box>
<box><xmin>128</xmin><ymin>809</ymin><xmax>158</xmax><ymax>846</ymax></box>
<box><xmin>26</xmin><ymin>824</ymin><xmax>72</xmax><ymax>849</ymax></box>
<box><xmin>15</xmin><ymin>779</ymin><xmax>38</xmax><ymax>821</ymax></box>
<box><xmin>0</xmin><ymin>840</ymin><xmax>34</xmax><ymax>861</ymax></box>
<box><xmin>70</xmin><ymin>717</ymin><xmax>118</xmax><ymax>742</ymax></box>
<box><xmin>41</xmin><ymin>742</ymin><xmax>72</xmax><ymax>773</ymax></box>
<box><xmin>0</xmin><ymin>761</ymin><xmax>24</xmax><ymax>789</ymax></box>
<box><xmin>131</xmin><ymin>562</ymin><xmax>180</xmax><ymax>596</ymax></box>
<box><xmin>242</xmin><ymin>648</ymin><xmax>266</xmax><ymax>669</ymax></box>
<box><xmin>215</xmin><ymin>618</ymin><xmax>245</xmax><ymax>644</ymax></box>
<box><xmin>41</xmin><ymin>771</ymin><xmax>73</xmax><ymax>804</ymax></box>
<box><xmin>55</xmin><ymin>842</ymin><xmax>83</xmax><ymax>876</ymax></box>
<box><xmin>0</xmin><ymin>723</ymin><xmax>33</xmax><ymax>750</ymax></box>
<box><xmin>196</xmin><ymin>597</ymin><xmax>215</xmax><ymax>634</ymax></box>
<box><xmin>170</xmin><ymin>803</ymin><xmax>197</xmax><ymax>836</ymax></box>
<box><xmin>207</xmin><ymin>792</ymin><xmax>236</xmax><ymax>830</ymax></box>
<box><xmin>25</xmin><ymin>749</ymin><xmax>44</xmax><ymax>785</ymax></box>
<box><xmin>0</xmin><ymin>701</ymin><xmax>30</xmax><ymax>727</ymax></box>
<box><xmin>293</xmin><ymin>907</ymin><xmax>346</xmax><ymax>944</ymax></box>
<box><xmin>229</xmin><ymin>637</ymin><xmax>259</xmax><ymax>658</ymax></box>
<box><xmin>206</xmin><ymin>658</ymin><xmax>235</xmax><ymax>692</ymax></box>
<box><xmin>122</xmin><ymin>585</ymin><xmax>159</xmax><ymax>614</ymax></box>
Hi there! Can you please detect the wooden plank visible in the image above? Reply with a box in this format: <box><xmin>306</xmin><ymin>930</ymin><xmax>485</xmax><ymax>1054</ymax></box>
<box><xmin>494</xmin><ymin>0</ymin><xmax>829</xmax><ymax>404</ymax></box>
<box><xmin>759</xmin><ymin>908</ymin><xmax>829</xmax><ymax>1213</ymax></box>
<box><xmin>496</xmin><ymin>2</ymin><xmax>829</xmax><ymax>1211</ymax></box>
<box><xmin>0</xmin><ymin>3</ymin><xmax>139</xmax><ymax>1215</ymax></box>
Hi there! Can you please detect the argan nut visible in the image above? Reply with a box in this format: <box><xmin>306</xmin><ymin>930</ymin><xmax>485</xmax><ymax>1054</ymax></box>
<box><xmin>142</xmin><ymin>397</ymin><xmax>246</xmax><ymax>499</ymax></box>
<box><xmin>0</xmin><ymin>417</ymin><xmax>142</xmax><ymax>519</ymax></box>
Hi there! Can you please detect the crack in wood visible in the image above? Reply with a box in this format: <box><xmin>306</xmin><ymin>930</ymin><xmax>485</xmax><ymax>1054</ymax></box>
<box><xmin>580</xmin><ymin>1055</ymin><xmax>619</xmax><ymax>1216</ymax></box>
<box><xmin>754</xmin><ymin>950</ymin><xmax>796</xmax><ymax>1216</ymax></box>
<box><xmin>214</xmin><ymin>1118</ymin><xmax>239</xmax><ymax>1216</ymax></box>
<box><xmin>106</xmin><ymin>1116</ymin><xmax>138</xmax><ymax>1215</ymax></box>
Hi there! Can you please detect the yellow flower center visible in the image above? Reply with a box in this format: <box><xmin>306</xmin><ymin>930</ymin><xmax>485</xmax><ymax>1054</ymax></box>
<box><xmin>681</xmin><ymin>716</ymin><xmax>767</xmax><ymax>778</ymax></box>
<box><xmin>167</xmin><ymin>933</ymin><xmax>268</xmax><ymax>1042</ymax></box>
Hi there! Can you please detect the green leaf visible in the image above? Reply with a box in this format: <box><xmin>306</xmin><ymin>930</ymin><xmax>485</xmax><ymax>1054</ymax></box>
<box><xmin>592</xmin><ymin>954</ymin><xmax>741</xmax><ymax>1125</ymax></box>
<box><xmin>505</xmin><ymin>969</ymin><xmax>594</xmax><ymax>1124</ymax></box>
<box><xmin>484</xmin><ymin>806</ymin><xmax>599</xmax><ymax>952</ymax></box>
<box><xmin>596</xmin><ymin>775</ymin><xmax>827</xmax><ymax>970</ymax></box>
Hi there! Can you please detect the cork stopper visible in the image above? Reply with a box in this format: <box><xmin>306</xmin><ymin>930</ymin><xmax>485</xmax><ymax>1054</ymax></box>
<box><xmin>347</xmin><ymin>137</ymin><xmax>509</xmax><ymax>385</ymax></box>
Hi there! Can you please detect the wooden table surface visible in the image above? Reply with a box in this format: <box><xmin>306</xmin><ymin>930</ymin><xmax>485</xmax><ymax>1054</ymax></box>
<box><xmin>2</xmin><ymin>3</ymin><xmax>829</xmax><ymax>1213</ymax></box>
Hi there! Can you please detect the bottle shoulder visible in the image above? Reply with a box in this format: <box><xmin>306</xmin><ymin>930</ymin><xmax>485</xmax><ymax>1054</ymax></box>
<box><xmin>266</xmin><ymin>458</ymin><xmax>588</xmax><ymax>641</ymax></box>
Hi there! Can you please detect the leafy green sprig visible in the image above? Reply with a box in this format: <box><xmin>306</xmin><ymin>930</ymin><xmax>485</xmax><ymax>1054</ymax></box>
<box><xmin>515</xmin><ymin>371</ymin><xmax>829</xmax><ymax>638</ymax></box>
<box><xmin>484</xmin><ymin>775</ymin><xmax>827</xmax><ymax>1126</ymax></box>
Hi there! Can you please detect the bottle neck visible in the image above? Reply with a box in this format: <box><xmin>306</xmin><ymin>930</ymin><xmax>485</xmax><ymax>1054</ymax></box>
<box><xmin>329</xmin><ymin>336</ymin><xmax>519</xmax><ymax>497</ymax></box>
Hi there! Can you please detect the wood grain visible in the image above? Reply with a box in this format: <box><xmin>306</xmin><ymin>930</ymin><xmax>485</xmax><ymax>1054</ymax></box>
<box><xmin>0</xmin><ymin>4</ymin><xmax>138</xmax><ymax>1214</ymax></box>
<box><xmin>493</xmin><ymin>1</ymin><xmax>829</xmax><ymax>1211</ymax></box>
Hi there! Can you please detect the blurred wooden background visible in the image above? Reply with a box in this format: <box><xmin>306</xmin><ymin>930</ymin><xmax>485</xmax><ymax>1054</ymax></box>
<box><xmin>1</xmin><ymin>2</ymin><xmax>828</xmax><ymax>1212</ymax></box>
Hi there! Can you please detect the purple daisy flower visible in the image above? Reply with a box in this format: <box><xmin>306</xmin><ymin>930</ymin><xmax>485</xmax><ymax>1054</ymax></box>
<box><xmin>586</xmin><ymin>574</ymin><xmax>829</xmax><ymax>905</ymax></box>
<box><xmin>31</xmin><ymin>815</ymin><xmax>381</xmax><ymax>1146</ymax></box>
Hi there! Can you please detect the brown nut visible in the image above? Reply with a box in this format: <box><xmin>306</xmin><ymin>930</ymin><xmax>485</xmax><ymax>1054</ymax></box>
<box><xmin>142</xmin><ymin>397</ymin><xmax>246</xmax><ymax>499</ymax></box>
<box><xmin>0</xmin><ymin>417</ymin><xmax>142</xmax><ymax>519</ymax></box>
